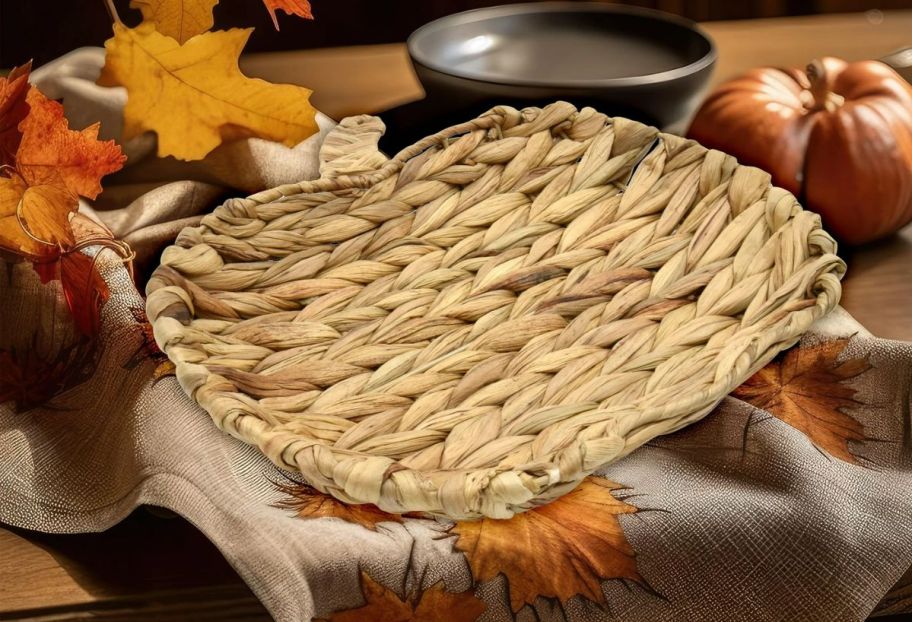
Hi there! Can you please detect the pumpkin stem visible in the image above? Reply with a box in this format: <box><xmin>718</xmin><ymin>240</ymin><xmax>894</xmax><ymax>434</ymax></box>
<box><xmin>806</xmin><ymin>59</ymin><xmax>845</xmax><ymax>112</ymax></box>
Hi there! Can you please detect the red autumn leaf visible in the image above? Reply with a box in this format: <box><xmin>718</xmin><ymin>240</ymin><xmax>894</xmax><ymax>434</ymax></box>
<box><xmin>451</xmin><ymin>477</ymin><xmax>642</xmax><ymax>612</ymax></box>
<box><xmin>15</xmin><ymin>87</ymin><xmax>125</xmax><ymax>199</ymax></box>
<box><xmin>0</xmin><ymin>62</ymin><xmax>31</xmax><ymax>167</ymax></box>
<box><xmin>732</xmin><ymin>337</ymin><xmax>871</xmax><ymax>463</ymax></box>
<box><xmin>322</xmin><ymin>572</ymin><xmax>486</xmax><ymax>622</ymax></box>
<box><xmin>262</xmin><ymin>0</ymin><xmax>313</xmax><ymax>29</ymax></box>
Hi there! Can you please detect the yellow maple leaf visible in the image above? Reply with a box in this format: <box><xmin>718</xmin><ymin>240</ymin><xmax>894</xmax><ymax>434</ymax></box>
<box><xmin>130</xmin><ymin>0</ymin><xmax>219</xmax><ymax>44</ymax></box>
<box><xmin>451</xmin><ymin>477</ymin><xmax>641</xmax><ymax>612</ymax></box>
<box><xmin>98</xmin><ymin>23</ymin><xmax>318</xmax><ymax>161</ymax></box>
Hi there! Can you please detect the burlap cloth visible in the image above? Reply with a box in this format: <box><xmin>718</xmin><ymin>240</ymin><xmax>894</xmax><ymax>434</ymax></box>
<box><xmin>1</xmin><ymin>50</ymin><xmax>911</xmax><ymax>622</ymax></box>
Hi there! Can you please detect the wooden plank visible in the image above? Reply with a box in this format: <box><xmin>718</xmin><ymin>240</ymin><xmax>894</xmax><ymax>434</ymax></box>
<box><xmin>238</xmin><ymin>11</ymin><xmax>912</xmax><ymax>120</ymax></box>
<box><xmin>705</xmin><ymin>10</ymin><xmax>912</xmax><ymax>86</ymax></box>
<box><xmin>842</xmin><ymin>226</ymin><xmax>912</xmax><ymax>342</ymax></box>
<box><xmin>0</xmin><ymin>511</ymin><xmax>268</xmax><ymax>620</ymax></box>
<box><xmin>240</xmin><ymin>44</ymin><xmax>424</xmax><ymax>120</ymax></box>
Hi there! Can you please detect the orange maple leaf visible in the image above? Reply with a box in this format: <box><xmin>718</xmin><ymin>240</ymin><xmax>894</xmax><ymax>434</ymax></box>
<box><xmin>0</xmin><ymin>87</ymin><xmax>125</xmax><ymax>260</ymax></box>
<box><xmin>263</xmin><ymin>0</ymin><xmax>313</xmax><ymax>29</ymax></box>
<box><xmin>0</xmin><ymin>84</ymin><xmax>124</xmax><ymax>335</ymax></box>
<box><xmin>322</xmin><ymin>572</ymin><xmax>485</xmax><ymax>622</ymax></box>
<box><xmin>0</xmin><ymin>62</ymin><xmax>31</xmax><ymax>167</ymax></box>
<box><xmin>275</xmin><ymin>480</ymin><xmax>406</xmax><ymax>530</ymax></box>
<box><xmin>15</xmin><ymin>88</ymin><xmax>125</xmax><ymax>199</ymax></box>
<box><xmin>451</xmin><ymin>477</ymin><xmax>641</xmax><ymax>612</ymax></box>
<box><xmin>732</xmin><ymin>338</ymin><xmax>871</xmax><ymax>463</ymax></box>
<box><xmin>0</xmin><ymin>174</ymin><xmax>77</xmax><ymax>260</ymax></box>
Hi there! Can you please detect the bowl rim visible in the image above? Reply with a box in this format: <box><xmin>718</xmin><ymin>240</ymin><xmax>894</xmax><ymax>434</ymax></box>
<box><xmin>407</xmin><ymin>1</ymin><xmax>717</xmax><ymax>89</ymax></box>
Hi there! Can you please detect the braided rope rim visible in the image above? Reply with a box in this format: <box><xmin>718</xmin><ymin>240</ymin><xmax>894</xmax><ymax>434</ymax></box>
<box><xmin>146</xmin><ymin>102</ymin><xmax>844</xmax><ymax>519</ymax></box>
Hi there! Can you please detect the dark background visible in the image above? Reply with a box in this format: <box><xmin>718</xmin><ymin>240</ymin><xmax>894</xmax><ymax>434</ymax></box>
<box><xmin>2</xmin><ymin>0</ymin><xmax>912</xmax><ymax>67</ymax></box>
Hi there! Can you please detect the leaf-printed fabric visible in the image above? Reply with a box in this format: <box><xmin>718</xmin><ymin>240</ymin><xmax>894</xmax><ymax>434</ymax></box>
<box><xmin>4</xmin><ymin>242</ymin><xmax>911</xmax><ymax>622</ymax></box>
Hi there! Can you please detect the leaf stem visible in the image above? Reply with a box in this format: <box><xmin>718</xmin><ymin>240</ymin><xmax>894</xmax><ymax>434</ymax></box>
<box><xmin>102</xmin><ymin>0</ymin><xmax>121</xmax><ymax>25</ymax></box>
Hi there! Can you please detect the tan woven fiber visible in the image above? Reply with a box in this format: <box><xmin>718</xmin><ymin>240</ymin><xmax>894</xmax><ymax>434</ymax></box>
<box><xmin>146</xmin><ymin>102</ymin><xmax>844</xmax><ymax>520</ymax></box>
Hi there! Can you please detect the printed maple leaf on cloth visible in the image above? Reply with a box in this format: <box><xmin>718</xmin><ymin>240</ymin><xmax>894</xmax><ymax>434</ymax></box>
<box><xmin>732</xmin><ymin>337</ymin><xmax>871</xmax><ymax>463</ymax></box>
<box><xmin>124</xmin><ymin>306</ymin><xmax>176</xmax><ymax>382</ymax></box>
<box><xmin>274</xmin><ymin>480</ymin><xmax>406</xmax><ymax>531</ymax></box>
<box><xmin>0</xmin><ymin>335</ymin><xmax>101</xmax><ymax>413</ymax></box>
<box><xmin>322</xmin><ymin>572</ymin><xmax>485</xmax><ymax>622</ymax></box>
<box><xmin>452</xmin><ymin>476</ymin><xmax>641</xmax><ymax>612</ymax></box>
<box><xmin>278</xmin><ymin>475</ymin><xmax>644</xmax><ymax>617</ymax></box>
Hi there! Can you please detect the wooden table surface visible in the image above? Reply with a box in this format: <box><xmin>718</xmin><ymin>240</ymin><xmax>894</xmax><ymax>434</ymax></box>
<box><xmin>3</xmin><ymin>10</ymin><xmax>911</xmax><ymax>621</ymax></box>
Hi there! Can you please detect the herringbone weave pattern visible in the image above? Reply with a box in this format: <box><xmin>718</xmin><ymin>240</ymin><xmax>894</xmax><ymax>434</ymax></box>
<box><xmin>146</xmin><ymin>102</ymin><xmax>844</xmax><ymax>519</ymax></box>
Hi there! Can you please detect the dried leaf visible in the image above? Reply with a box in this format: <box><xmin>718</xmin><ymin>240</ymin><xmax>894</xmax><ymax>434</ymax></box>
<box><xmin>0</xmin><ymin>82</ymin><xmax>123</xmax><ymax>341</ymax></box>
<box><xmin>263</xmin><ymin>0</ymin><xmax>313</xmax><ymax>29</ymax></box>
<box><xmin>131</xmin><ymin>0</ymin><xmax>219</xmax><ymax>44</ymax></box>
<box><xmin>0</xmin><ymin>174</ymin><xmax>77</xmax><ymax>260</ymax></box>
<box><xmin>0</xmin><ymin>87</ymin><xmax>124</xmax><ymax>263</ymax></box>
<box><xmin>98</xmin><ymin>23</ymin><xmax>318</xmax><ymax>161</ymax></box>
<box><xmin>275</xmin><ymin>481</ymin><xmax>405</xmax><ymax>530</ymax></box>
<box><xmin>16</xmin><ymin>88</ymin><xmax>126</xmax><ymax>199</ymax></box>
<box><xmin>323</xmin><ymin>572</ymin><xmax>485</xmax><ymax>622</ymax></box>
<box><xmin>732</xmin><ymin>338</ymin><xmax>871</xmax><ymax>463</ymax></box>
<box><xmin>0</xmin><ymin>62</ymin><xmax>31</xmax><ymax>166</ymax></box>
<box><xmin>451</xmin><ymin>477</ymin><xmax>641</xmax><ymax>611</ymax></box>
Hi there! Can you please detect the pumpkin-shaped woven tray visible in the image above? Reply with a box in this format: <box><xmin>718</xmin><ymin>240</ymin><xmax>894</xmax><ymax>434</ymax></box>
<box><xmin>147</xmin><ymin>102</ymin><xmax>844</xmax><ymax>520</ymax></box>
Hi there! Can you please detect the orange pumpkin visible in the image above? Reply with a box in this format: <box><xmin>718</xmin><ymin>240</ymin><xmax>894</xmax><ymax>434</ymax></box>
<box><xmin>688</xmin><ymin>57</ymin><xmax>912</xmax><ymax>245</ymax></box>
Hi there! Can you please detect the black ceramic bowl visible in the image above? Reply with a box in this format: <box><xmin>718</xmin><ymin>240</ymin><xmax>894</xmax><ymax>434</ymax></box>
<box><xmin>406</xmin><ymin>2</ymin><xmax>716</xmax><ymax>131</ymax></box>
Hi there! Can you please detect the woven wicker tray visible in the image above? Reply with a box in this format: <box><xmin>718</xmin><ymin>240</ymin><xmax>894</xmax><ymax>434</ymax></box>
<box><xmin>147</xmin><ymin>102</ymin><xmax>844</xmax><ymax>519</ymax></box>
